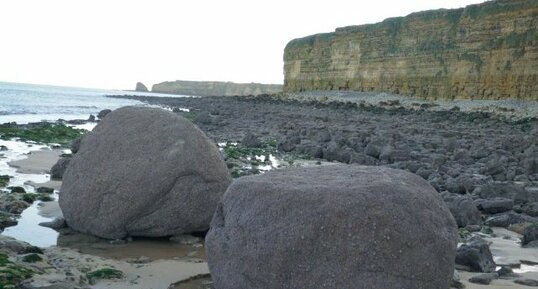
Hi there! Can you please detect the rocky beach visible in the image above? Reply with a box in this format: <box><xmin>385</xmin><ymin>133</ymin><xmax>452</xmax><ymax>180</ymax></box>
<box><xmin>0</xmin><ymin>90</ymin><xmax>535</xmax><ymax>288</ymax></box>
<box><xmin>1</xmin><ymin>0</ymin><xmax>537</xmax><ymax>288</ymax></box>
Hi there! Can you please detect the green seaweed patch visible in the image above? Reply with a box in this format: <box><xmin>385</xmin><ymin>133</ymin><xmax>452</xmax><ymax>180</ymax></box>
<box><xmin>0</xmin><ymin>252</ymin><xmax>34</xmax><ymax>289</ymax></box>
<box><xmin>21</xmin><ymin>254</ymin><xmax>42</xmax><ymax>263</ymax></box>
<box><xmin>458</xmin><ymin>228</ymin><xmax>471</xmax><ymax>241</ymax></box>
<box><xmin>0</xmin><ymin>123</ymin><xmax>85</xmax><ymax>145</ymax></box>
<box><xmin>36</xmin><ymin>194</ymin><xmax>54</xmax><ymax>202</ymax></box>
<box><xmin>8</xmin><ymin>187</ymin><xmax>25</xmax><ymax>194</ymax></box>
<box><xmin>21</xmin><ymin>194</ymin><xmax>36</xmax><ymax>204</ymax></box>
<box><xmin>223</xmin><ymin>146</ymin><xmax>272</xmax><ymax>161</ymax></box>
<box><xmin>0</xmin><ymin>176</ymin><xmax>10</xmax><ymax>188</ymax></box>
<box><xmin>480</xmin><ymin>226</ymin><xmax>493</xmax><ymax>235</ymax></box>
<box><xmin>86</xmin><ymin>268</ymin><xmax>124</xmax><ymax>280</ymax></box>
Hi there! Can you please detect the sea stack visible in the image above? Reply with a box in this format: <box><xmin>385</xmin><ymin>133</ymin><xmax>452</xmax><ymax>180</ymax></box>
<box><xmin>135</xmin><ymin>82</ymin><xmax>149</xmax><ymax>92</ymax></box>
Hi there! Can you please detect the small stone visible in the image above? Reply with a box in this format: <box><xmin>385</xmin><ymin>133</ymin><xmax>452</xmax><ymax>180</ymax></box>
<box><xmin>522</xmin><ymin>223</ymin><xmax>538</xmax><ymax>245</ymax></box>
<box><xmin>497</xmin><ymin>266</ymin><xmax>519</xmax><ymax>278</ymax></box>
<box><xmin>97</xmin><ymin>109</ymin><xmax>112</xmax><ymax>119</ymax></box>
<box><xmin>39</xmin><ymin>217</ymin><xmax>66</xmax><ymax>230</ymax></box>
<box><xmin>515</xmin><ymin>279</ymin><xmax>538</xmax><ymax>286</ymax></box>
<box><xmin>469</xmin><ymin>273</ymin><xmax>498</xmax><ymax>285</ymax></box>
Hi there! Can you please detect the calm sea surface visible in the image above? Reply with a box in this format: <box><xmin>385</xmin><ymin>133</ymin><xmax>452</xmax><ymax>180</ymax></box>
<box><xmin>0</xmin><ymin>81</ymin><xmax>177</xmax><ymax>124</ymax></box>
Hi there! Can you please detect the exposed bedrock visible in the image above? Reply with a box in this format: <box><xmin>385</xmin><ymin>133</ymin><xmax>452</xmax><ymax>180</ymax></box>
<box><xmin>284</xmin><ymin>0</ymin><xmax>538</xmax><ymax>100</ymax></box>
<box><xmin>206</xmin><ymin>165</ymin><xmax>458</xmax><ymax>289</ymax></box>
<box><xmin>59</xmin><ymin>106</ymin><xmax>232</xmax><ymax>239</ymax></box>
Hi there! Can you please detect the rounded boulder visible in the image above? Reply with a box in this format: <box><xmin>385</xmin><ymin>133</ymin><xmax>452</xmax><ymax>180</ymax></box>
<box><xmin>206</xmin><ymin>165</ymin><xmax>457</xmax><ymax>289</ymax></box>
<box><xmin>59</xmin><ymin>106</ymin><xmax>232</xmax><ymax>239</ymax></box>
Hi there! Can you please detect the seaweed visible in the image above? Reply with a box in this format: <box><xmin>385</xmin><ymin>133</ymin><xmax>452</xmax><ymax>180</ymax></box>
<box><xmin>0</xmin><ymin>252</ymin><xmax>33</xmax><ymax>289</ymax></box>
<box><xmin>86</xmin><ymin>268</ymin><xmax>123</xmax><ymax>280</ymax></box>
<box><xmin>0</xmin><ymin>123</ymin><xmax>84</xmax><ymax>145</ymax></box>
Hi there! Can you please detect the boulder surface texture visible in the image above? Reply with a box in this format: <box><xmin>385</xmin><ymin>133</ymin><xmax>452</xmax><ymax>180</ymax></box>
<box><xmin>206</xmin><ymin>165</ymin><xmax>458</xmax><ymax>289</ymax></box>
<box><xmin>59</xmin><ymin>106</ymin><xmax>231</xmax><ymax>239</ymax></box>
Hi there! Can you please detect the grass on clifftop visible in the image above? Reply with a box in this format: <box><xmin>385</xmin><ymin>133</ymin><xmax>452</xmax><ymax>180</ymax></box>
<box><xmin>0</xmin><ymin>123</ymin><xmax>84</xmax><ymax>145</ymax></box>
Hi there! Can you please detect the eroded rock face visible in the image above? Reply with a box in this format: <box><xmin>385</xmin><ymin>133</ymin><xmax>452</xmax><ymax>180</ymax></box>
<box><xmin>206</xmin><ymin>165</ymin><xmax>458</xmax><ymax>289</ymax></box>
<box><xmin>59</xmin><ymin>107</ymin><xmax>232</xmax><ymax>239</ymax></box>
<box><xmin>284</xmin><ymin>0</ymin><xmax>538</xmax><ymax>100</ymax></box>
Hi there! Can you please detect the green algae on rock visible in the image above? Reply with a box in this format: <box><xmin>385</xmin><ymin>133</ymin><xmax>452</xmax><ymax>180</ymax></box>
<box><xmin>86</xmin><ymin>268</ymin><xmax>123</xmax><ymax>280</ymax></box>
<box><xmin>0</xmin><ymin>252</ymin><xmax>33</xmax><ymax>289</ymax></box>
<box><xmin>0</xmin><ymin>123</ymin><xmax>85</xmax><ymax>145</ymax></box>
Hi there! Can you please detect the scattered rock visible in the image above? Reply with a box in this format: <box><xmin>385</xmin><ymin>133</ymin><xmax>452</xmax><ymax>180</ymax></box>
<box><xmin>50</xmin><ymin>158</ymin><xmax>71</xmax><ymax>180</ymax></box>
<box><xmin>70</xmin><ymin>137</ymin><xmax>83</xmax><ymax>154</ymax></box>
<box><xmin>515</xmin><ymin>279</ymin><xmax>538</xmax><ymax>287</ymax></box>
<box><xmin>522</xmin><ymin>202</ymin><xmax>538</xmax><ymax>217</ymax></box>
<box><xmin>206</xmin><ymin>165</ymin><xmax>458</xmax><ymax>289</ymax></box>
<box><xmin>241</xmin><ymin>133</ymin><xmax>262</xmax><ymax>148</ymax></box>
<box><xmin>36</xmin><ymin>187</ymin><xmax>54</xmax><ymax>194</ymax></box>
<box><xmin>442</xmin><ymin>192</ymin><xmax>481</xmax><ymax>227</ymax></box>
<box><xmin>469</xmin><ymin>273</ymin><xmax>498</xmax><ymax>285</ymax></box>
<box><xmin>497</xmin><ymin>266</ymin><xmax>519</xmax><ymax>278</ymax></box>
<box><xmin>451</xmin><ymin>271</ymin><xmax>465</xmax><ymax>289</ymax></box>
<box><xmin>484</xmin><ymin>212</ymin><xmax>538</xmax><ymax>228</ymax></box>
<box><xmin>97</xmin><ymin>109</ymin><xmax>112</xmax><ymax>119</ymax></box>
<box><xmin>194</xmin><ymin>111</ymin><xmax>213</xmax><ymax>125</ymax></box>
<box><xmin>475</xmin><ymin>198</ymin><xmax>514</xmax><ymax>214</ymax></box>
<box><xmin>455</xmin><ymin>236</ymin><xmax>496</xmax><ymax>272</ymax></box>
<box><xmin>39</xmin><ymin>217</ymin><xmax>66</xmax><ymax>230</ymax></box>
<box><xmin>59</xmin><ymin>107</ymin><xmax>232</xmax><ymax>239</ymax></box>
<box><xmin>522</xmin><ymin>223</ymin><xmax>538</xmax><ymax>246</ymax></box>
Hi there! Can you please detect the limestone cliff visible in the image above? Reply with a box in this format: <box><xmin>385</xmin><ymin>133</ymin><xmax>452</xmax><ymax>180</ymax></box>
<box><xmin>152</xmin><ymin>80</ymin><xmax>282</xmax><ymax>97</ymax></box>
<box><xmin>284</xmin><ymin>0</ymin><xmax>538</xmax><ymax>100</ymax></box>
<box><xmin>135</xmin><ymin>82</ymin><xmax>149</xmax><ymax>92</ymax></box>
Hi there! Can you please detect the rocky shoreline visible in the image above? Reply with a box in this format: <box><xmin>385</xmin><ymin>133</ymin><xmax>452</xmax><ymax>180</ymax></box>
<box><xmin>0</xmin><ymin>93</ymin><xmax>537</xmax><ymax>288</ymax></box>
<box><xmin>106</xmin><ymin>93</ymin><xmax>538</xmax><ymax>288</ymax></box>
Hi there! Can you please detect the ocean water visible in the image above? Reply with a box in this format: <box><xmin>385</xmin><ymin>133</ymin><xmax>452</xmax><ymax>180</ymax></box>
<box><xmin>0</xmin><ymin>81</ymin><xmax>176</xmax><ymax>124</ymax></box>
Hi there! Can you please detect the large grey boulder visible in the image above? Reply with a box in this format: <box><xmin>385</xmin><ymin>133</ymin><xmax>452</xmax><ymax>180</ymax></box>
<box><xmin>206</xmin><ymin>165</ymin><xmax>458</xmax><ymax>289</ymax></box>
<box><xmin>59</xmin><ymin>107</ymin><xmax>232</xmax><ymax>239</ymax></box>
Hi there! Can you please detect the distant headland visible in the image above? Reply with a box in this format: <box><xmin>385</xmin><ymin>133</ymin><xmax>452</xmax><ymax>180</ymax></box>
<box><xmin>135</xmin><ymin>80</ymin><xmax>282</xmax><ymax>97</ymax></box>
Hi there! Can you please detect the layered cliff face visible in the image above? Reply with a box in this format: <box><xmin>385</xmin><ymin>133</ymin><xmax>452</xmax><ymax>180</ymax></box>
<box><xmin>284</xmin><ymin>0</ymin><xmax>538</xmax><ymax>100</ymax></box>
<box><xmin>152</xmin><ymin>80</ymin><xmax>282</xmax><ymax>97</ymax></box>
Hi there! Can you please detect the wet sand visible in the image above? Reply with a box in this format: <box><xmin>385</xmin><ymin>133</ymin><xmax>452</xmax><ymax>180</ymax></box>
<box><xmin>8</xmin><ymin>148</ymin><xmax>63</xmax><ymax>174</ymax></box>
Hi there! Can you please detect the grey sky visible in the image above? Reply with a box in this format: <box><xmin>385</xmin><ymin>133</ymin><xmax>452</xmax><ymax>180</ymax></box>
<box><xmin>0</xmin><ymin>0</ymin><xmax>485</xmax><ymax>89</ymax></box>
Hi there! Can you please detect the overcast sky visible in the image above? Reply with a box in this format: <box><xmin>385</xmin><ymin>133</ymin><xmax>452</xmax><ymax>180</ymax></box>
<box><xmin>0</xmin><ymin>0</ymin><xmax>486</xmax><ymax>90</ymax></box>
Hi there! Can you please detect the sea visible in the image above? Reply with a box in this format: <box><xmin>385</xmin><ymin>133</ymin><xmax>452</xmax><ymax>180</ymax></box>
<box><xmin>0</xmin><ymin>81</ymin><xmax>179</xmax><ymax>124</ymax></box>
